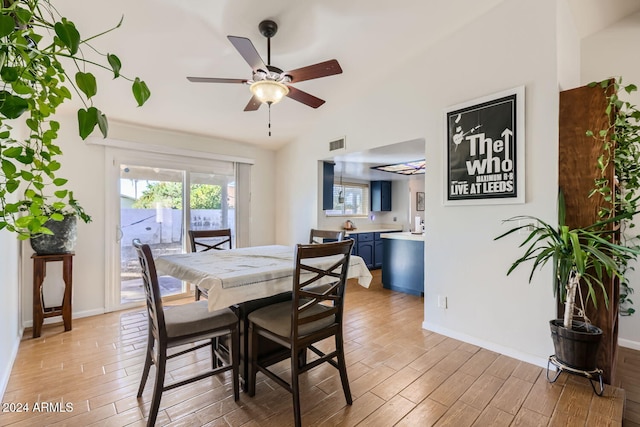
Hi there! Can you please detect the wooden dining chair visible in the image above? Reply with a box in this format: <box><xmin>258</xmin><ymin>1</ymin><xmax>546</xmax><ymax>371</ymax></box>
<box><xmin>309</xmin><ymin>228</ymin><xmax>345</xmax><ymax>244</ymax></box>
<box><xmin>132</xmin><ymin>239</ymin><xmax>240</xmax><ymax>427</ymax></box>
<box><xmin>247</xmin><ymin>239</ymin><xmax>355</xmax><ymax>427</ymax></box>
<box><xmin>188</xmin><ymin>229</ymin><xmax>232</xmax><ymax>300</ymax></box>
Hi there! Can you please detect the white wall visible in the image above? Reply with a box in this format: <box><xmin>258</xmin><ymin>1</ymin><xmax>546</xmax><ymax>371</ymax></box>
<box><xmin>409</xmin><ymin>176</ymin><xmax>427</xmax><ymax>232</ymax></box>
<box><xmin>581</xmin><ymin>10</ymin><xmax>640</xmax><ymax>349</ymax></box>
<box><xmin>0</xmin><ymin>228</ymin><xmax>22</xmax><ymax>398</ymax></box>
<box><xmin>276</xmin><ymin>0</ymin><xmax>559</xmax><ymax>367</ymax></box>
<box><xmin>19</xmin><ymin>118</ymin><xmax>277</xmax><ymax>326</ymax></box>
<box><xmin>557</xmin><ymin>0</ymin><xmax>582</xmax><ymax>90</ymax></box>
<box><xmin>0</xmin><ymin>125</ymin><xmax>26</xmax><ymax>399</ymax></box>
<box><xmin>423</xmin><ymin>0</ymin><xmax>559</xmax><ymax>367</ymax></box>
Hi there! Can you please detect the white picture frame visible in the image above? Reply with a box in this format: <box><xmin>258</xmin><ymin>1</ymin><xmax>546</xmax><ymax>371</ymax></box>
<box><xmin>443</xmin><ymin>86</ymin><xmax>525</xmax><ymax>206</ymax></box>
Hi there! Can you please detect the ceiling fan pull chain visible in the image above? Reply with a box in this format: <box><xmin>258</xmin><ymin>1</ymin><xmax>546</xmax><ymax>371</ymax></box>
<box><xmin>268</xmin><ymin>103</ymin><xmax>272</xmax><ymax>137</ymax></box>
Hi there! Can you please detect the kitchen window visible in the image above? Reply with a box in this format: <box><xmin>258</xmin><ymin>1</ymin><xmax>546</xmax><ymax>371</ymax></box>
<box><xmin>326</xmin><ymin>181</ymin><xmax>369</xmax><ymax>216</ymax></box>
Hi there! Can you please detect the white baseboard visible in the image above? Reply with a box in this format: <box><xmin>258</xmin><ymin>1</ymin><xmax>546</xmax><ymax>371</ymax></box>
<box><xmin>422</xmin><ymin>321</ymin><xmax>550</xmax><ymax>370</ymax></box>
<box><xmin>22</xmin><ymin>308</ymin><xmax>105</xmax><ymax>329</ymax></box>
<box><xmin>618</xmin><ymin>338</ymin><xmax>640</xmax><ymax>351</ymax></box>
<box><xmin>0</xmin><ymin>327</ymin><xmax>24</xmax><ymax>401</ymax></box>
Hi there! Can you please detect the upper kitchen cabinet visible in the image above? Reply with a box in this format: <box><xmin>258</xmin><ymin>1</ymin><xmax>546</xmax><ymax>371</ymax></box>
<box><xmin>370</xmin><ymin>180</ymin><xmax>391</xmax><ymax>211</ymax></box>
<box><xmin>322</xmin><ymin>161</ymin><xmax>335</xmax><ymax>210</ymax></box>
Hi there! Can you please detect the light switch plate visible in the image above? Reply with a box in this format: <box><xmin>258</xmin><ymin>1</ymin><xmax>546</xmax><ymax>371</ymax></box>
<box><xmin>438</xmin><ymin>295</ymin><xmax>448</xmax><ymax>309</ymax></box>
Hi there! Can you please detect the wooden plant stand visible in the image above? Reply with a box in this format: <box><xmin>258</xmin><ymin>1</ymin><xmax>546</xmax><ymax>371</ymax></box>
<box><xmin>32</xmin><ymin>253</ymin><xmax>74</xmax><ymax>338</ymax></box>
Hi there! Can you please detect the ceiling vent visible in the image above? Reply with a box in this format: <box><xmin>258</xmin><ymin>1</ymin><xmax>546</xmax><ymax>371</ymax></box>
<box><xmin>329</xmin><ymin>137</ymin><xmax>346</xmax><ymax>152</ymax></box>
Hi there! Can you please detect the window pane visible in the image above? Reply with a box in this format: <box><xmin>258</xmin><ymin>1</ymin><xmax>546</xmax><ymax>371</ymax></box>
<box><xmin>326</xmin><ymin>182</ymin><xmax>369</xmax><ymax>216</ymax></box>
<box><xmin>120</xmin><ymin>165</ymin><xmax>184</xmax><ymax>304</ymax></box>
<box><xmin>189</xmin><ymin>171</ymin><xmax>235</xmax><ymax>243</ymax></box>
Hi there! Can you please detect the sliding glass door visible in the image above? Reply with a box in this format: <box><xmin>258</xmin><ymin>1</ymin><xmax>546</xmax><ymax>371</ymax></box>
<box><xmin>119</xmin><ymin>165</ymin><xmax>186</xmax><ymax>304</ymax></box>
<box><xmin>107</xmin><ymin>149</ymin><xmax>239</xmax><ymax>310</ymax></box>
<box><xmin>189</xmin><ymin>171</ymin><xmax>236</xmax><ymax>242</ymax></box>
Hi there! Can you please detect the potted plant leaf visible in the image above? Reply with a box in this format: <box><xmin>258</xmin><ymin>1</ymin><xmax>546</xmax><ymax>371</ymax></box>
<box><xmin>28</xmin><ymin>191</ymin><xmax>90</xmax><ymax>254</ymax></box>
<box><xmin>587</xmin><ymin>77</ymin><xmax>640</xmax><ymax>316</ymax></box>
<box><xmin>495</xmin><ymin>190</ymin><xmax>639</xmax><ymax>377</ymax></box>
<box><xmin>0</xmin><ymin>0</ymin><xmax>150</xmax><ymax>241</ymax></box>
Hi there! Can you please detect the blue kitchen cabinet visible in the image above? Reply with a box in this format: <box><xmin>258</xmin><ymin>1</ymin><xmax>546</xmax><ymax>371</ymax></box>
<box><xmin>322</xmin><ymin>162</ymin><xmax>335</xmax><ymax>211</ymax></box>
<box><xmin>374</xmin><ymin>233</ymin><xmax>384</xmax><ymax>268</ymax></box>
<box><xmin>370</xmin><ymin>180</ymin><xmax>392</xmax><ymax>211</ymax></box>
<box><xmin>357</xmin><ymin>232</ymin><xmax>374</xmax><ymax>268</ymax></box>
<box><xmin>381</xmin><ymin>237</ymin><xmax>424</xmax><ymax>296</ymax></box>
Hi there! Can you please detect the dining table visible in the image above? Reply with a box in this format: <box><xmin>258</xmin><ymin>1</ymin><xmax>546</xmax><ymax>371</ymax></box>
<box><xmin>154</xmin><ymin>244</ymin><xmax>372</xmax><ymax>389</ymax></box>
<box><xmin>155</xmin><ymin>244</ymin><xmax>372</xmax><ymax>312</ymax></box>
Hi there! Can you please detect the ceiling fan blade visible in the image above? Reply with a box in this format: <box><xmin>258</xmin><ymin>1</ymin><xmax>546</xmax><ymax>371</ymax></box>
<box><xmin>187</xmin><ymin>77</ymin><xmax>247</xmax><ymax>84</ymax></box>
<box><xmin>286</xmin><ymin>59</ymin><xmax>342</xmax><ymax>83</ymax></box>
<box><xmin>227</xmin><ymin>36</ymin><xmax>267</xmax><ymax>71</ymax></box>
<box><xmin>286</xmin><ymin>86</ymin><xmax>325</xmax><ymax>109</ymax></box>
<box><xmin>244</xmin><ymin>95</ymin><xmax>262</xmax><ymax>111</ymax></box>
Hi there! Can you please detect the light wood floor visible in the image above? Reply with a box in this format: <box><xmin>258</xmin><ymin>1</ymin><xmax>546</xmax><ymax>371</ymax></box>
<box><xmin>1</xmin><ymin>271</ymin><xmax>631</xmax><ymax>426</ymax></box>
<box><xmin>615</xmin><ymin>346</ymin><xmax>640</xmax><ymax>426</ymax></box>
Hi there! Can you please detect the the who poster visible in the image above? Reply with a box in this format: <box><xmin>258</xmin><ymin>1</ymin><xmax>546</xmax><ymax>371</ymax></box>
<box><xmin>444</xmin><ymin>86</ymin><xmax>525</xmax><ymax>205</ymax></box>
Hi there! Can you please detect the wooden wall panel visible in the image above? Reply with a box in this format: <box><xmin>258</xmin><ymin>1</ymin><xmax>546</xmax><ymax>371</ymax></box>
<box><xmin>558</xmin><ymin>81</ymin><xmax>618</xmax><ymax>384</ymax></box>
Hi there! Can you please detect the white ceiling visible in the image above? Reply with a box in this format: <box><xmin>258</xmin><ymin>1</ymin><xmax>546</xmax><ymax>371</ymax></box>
<box><xmin>59</xmin><ymin>0</ymin><xmax>507</xmax><ymax>149</ymax></box>
<box><xmin>59</xmin><ymin>0</ymin><xmax>640</xmax><ymax>156</ymax></box>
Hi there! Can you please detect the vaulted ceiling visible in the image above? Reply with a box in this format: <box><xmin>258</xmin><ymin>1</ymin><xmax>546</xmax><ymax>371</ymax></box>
<box><xmin>60</xmin><ymin>0</ymin><xmax>640</xmax><ymax>150</ymax></box>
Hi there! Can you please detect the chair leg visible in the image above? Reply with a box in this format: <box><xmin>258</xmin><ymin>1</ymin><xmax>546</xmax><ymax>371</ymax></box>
<box><xmin>211</xmin><ymin>338</ymin><xmax>220</xmax><ymax>369</ymax></box>
<box><xmin>291</xmin><ymin>346</ymin><xmax>302</xmax><ymax>427</ymax></box>
<box><xmin>247</xmin><ymin>323</ymin><xmax>258</xmax><ymax>397</ymax></box>
<box><xmin>146</xmin><ymin>347</ymin><xmax>167</xmax><ymax>427</ymax></box>
<box><xmin>137</xmin><ymin>331</ymin><xmax>154</xmax><ymax>397</ymax></box>
<box><xmin>335</xmin><ymin>332</ymin><xmax>352</xmax><ymax>405</ymax></box>
<box><xmin>231</xmin><ymin>326</ymin><xmax>240</xmax><ymax>401</ymax></box>
<box><xmin>195</xmin><ymin>286</ymin><xmax>202</xmax><ymax>301</ymax></box>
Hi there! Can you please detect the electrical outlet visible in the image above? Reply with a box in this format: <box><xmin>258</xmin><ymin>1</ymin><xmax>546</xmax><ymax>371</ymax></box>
<box><xmin>518</xmin><ymin>219</ymin><xmax>535</xmax><ymax>235</ymax></box>
<box><xmin>437</xmin><ymin>295</ymin><xmax>448</xmax><ymax>309</ymax></box>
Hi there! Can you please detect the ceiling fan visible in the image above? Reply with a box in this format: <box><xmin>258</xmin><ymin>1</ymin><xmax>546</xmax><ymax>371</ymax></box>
<box><xmin>187</xmin><ymin>20</ymin><xmax>343</xmax><ymax>112</ymax></box>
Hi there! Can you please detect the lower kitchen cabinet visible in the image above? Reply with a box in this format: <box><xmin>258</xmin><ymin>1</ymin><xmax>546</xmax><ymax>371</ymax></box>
<box><xmin>345</xmin><ymin>231</ymin><xmax>397</xmax><ymax>270</ymax></box>
<box><xmin>357</xmin><ymin>233</ymin><xmax>374</xmax><ymax>268</ymax></box>
<box><xmin>374</xmin><ymin>236</ymin><xmax>384</xmax><ymax>268</ymax></box>
<box><xmin>381</xmin><ymin>236</ymin><xmax>424</xmax><ymax>296</ymax></box>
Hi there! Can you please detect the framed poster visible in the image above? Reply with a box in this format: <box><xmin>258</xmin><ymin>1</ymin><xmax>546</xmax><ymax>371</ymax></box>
<box><xmin>416</xmin><ymin>192</ymin><xmax>425</xmax><ymax>211</ymax></box>
<box><xmin>443</xmin><ymin>86</ymin><xmax>525</xmax><ymax>205</ymax></box>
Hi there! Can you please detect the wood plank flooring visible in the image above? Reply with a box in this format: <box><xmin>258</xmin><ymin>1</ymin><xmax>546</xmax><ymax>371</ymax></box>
<box><xmin>615</xmin><ymin>346</ymin><xmax>640</xmax><ymax>426</ymax></box>
<box><xmin>1</xmin><ymin>270</ymin><xmax>631</xmax><ymax>426</ymax></box>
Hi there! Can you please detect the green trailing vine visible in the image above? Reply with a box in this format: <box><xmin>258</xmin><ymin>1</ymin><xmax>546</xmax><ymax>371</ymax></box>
<box><xmin>587</xmin><ymin>77</ymin><xmax>640</xmax><ymax>315</ymax></box>
<box><xmin>0</xmin><ymin>0</ymin><xmax>150</xmax><ymax>239</ymax></box>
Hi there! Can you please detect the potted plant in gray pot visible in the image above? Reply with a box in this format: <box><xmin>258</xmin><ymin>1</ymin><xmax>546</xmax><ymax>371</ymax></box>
<box><xmin>0</xmin><ymin>0</ymin><xmax>150</xmax><ymax>241</ymax></box>
<box><xmin>28</xmin><ymin>191</ymin><xmax>91</xmax><ymax>254</ymax></box>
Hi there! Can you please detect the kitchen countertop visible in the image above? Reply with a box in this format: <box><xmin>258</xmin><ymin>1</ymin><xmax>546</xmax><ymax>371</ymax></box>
<box><xmin>344</xmin><ymin>227</ymin><xmax>403</xmax><ymax>235</ymax></box>
<box><xmin>380</xmin><ymin>231</ymin><xmax>425</xmax><ymax>241</ymax></box>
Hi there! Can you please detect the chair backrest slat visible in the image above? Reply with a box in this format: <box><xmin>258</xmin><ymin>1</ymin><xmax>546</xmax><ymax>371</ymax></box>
<box><xmin>309</xmin><ymin>229</ymin><xmax>345</xmax><ymax>244</ymax></box>
<box><xmin>132</xmin><ymin>239</ymin><xmax>167</xmax><ymax>342</ymax></box>
<box><xmin>189</xmin><ymin>229</ymin><xmax>232</xmax><ymax>252</ymax></box>
<box><xmin>292</xmin><ymin>239</ymin><xmax>354</xmax><ymax>339</ymax></box>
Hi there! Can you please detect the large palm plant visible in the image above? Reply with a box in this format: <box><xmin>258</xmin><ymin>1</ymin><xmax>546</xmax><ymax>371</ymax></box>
<box><xmin>495</xmin><ymin>191</ymin><xmax>639</xmax><ymax>329</ymax></box>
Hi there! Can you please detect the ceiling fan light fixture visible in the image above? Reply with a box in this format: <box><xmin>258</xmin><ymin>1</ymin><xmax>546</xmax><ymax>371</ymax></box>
<box><xmin>250</xmin><ymin>80</ymin><xmax>289</xmax><ymax>105</ymax></box>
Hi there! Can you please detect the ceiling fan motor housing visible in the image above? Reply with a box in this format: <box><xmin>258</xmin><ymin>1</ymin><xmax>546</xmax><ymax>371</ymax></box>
<box><xmin>259</xmin><ymin>20</ymin><xmax>278</xmax><ymax>38</ymax></box>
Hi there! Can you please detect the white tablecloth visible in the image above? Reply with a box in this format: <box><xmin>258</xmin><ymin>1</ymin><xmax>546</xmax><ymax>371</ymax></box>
<box><xmin>155</xmin><ymin>245</ymin><xmax>372</xmax><ymax>311</ymax></box>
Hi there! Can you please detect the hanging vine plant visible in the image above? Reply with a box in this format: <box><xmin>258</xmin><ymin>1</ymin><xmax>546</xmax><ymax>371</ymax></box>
<box><xmin>0</xmin><ymin>0</ymin><xmax>150</xmax><ymax>239</ymax></box>
<box><xmin>588</xmin><ymin>77</ymin><xmax>640</xmax><ymax>315</ymax></box>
